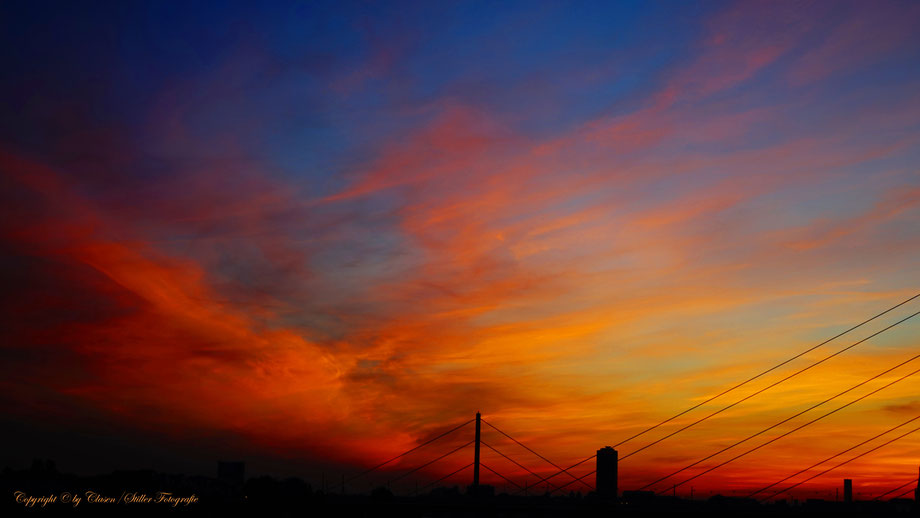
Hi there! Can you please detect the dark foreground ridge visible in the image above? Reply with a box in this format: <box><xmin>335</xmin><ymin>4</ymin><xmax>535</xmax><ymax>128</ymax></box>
<box><xmin>3</xmin><ymin>460</ymin><xmax>918</xmax><ymax>518</ymax></box>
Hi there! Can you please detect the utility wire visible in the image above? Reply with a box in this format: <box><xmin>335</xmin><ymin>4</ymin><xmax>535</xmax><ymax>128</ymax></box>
<box><xmin>658</xmin><ymin>365</ymin><xmax>920</xmax><ymax>494</ymax></box>
<box><xmin>343</xmin><ymin>418</ymin><xmax>473</xmax><ymax>488</ymax></box>
<box><xmin>387</xmin><ymin>440</ymin><xmax>474</xmax><ymax>485</ymax></box>
<box><xmin>612</xmin><ymin>293</ymin><xmax>920</xmax><ymax>449</ymax></box>
<box><xmin>481</xmin><ymin>441</ymin><xmax>563</xmax><ymax>492</ymax></box>
<box><xmin>480</xmin><ymin>462</ymin><xmax>525</xmax><ymax>491</ymax></box>
<box><xmin>482</xmin><ymin>419</ymin><xmax>593</xmax><ymax>490</ymax></box>
<box><xmin>873</xmin><ymin>478</ymin><xmax>918</xmax><ymax>501</ymax></box>
<box><xmin>624</xmin><ymin>309</ymin><xmax>920</xmax><ymax>462</ymax></box>
<box><xmin>748</xmin><ymin>414</ymin><xmax>920</xmax><ymax>499</ymax></box>
<box><xmin>415</xmin><ymin>463</ymin><xmax>473</xmax><ymax>495</ymax></box>
<box><xmin>642</xmin><ymin>352</ymin><xmax>920</xmax><ymax>490</ymax></box>
<box><xmin>763</xmin><ymin>423</ymin><xmax>920</xmax><ymax>501</ymax></box>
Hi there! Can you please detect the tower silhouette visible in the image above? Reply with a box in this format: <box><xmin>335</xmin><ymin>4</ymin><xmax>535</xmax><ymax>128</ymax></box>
<box><xmin>915</xmin><ymin>466</ymin><xmax>919</xmax><ymax>502</ymax></box>
<box><xmin>596</xmin><ymin>446</ymin><xmax>618</xmax><ymax>498</ymax></box>
<box><xmin>843</xmin><ymin>479</ymin><xmax>852</xmax><ymax>503</ymax></box>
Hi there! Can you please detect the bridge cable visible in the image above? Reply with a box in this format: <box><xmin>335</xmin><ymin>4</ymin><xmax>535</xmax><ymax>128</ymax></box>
<box><xmin>641</xmin><ymin>351</ymin><xmax>920</xmax><ymax>490</ymax></box>
<box><xmin>343</xmin><ymin>418</ymin><xmax>473</xmax><ymax>489</ymax></box>
<box><xmin>873</xmin><ymin>478</ymin><xmax>918</xmax><ymax>501</ymax></box>
<box><xmin>415</xmin><ymin>462</ymin><xmax>474</xmax><ymax>495</ymax></box>
<box><xmin>762</xmin><ymin>422</ymin><xmax>920</xmax><ymax>501</ymax></box>
<box><xmin>512</xmin><ymin>455</ymin><xmax>597</xmax><ymax>495</ymax></box>
<box><xmin>623</xmin><ymin>309</ymin><xmax>920</xmax><ymax>463</ymax></box>
<box><xmin>505</xmin><ymin>297</ymin><xmax>920</xmax><ymax>493</ymax></box>
<box><xmin>480</xmin><ymin>462</ymin><xmax>525</xmax><ymax>491</ymax></box>
<box><xmin>386</xmin><ymin>440</ymin><xmax>474</xmax><ymax>485</ymax></box>
<box><xmin>748</xmin><ymin>414</ymin><xmax>920</xmax><ymax>499</ymax></box>
<box><xmin>657</xmin><ymin>365</ymin><xmax>920</xmax><ymax>494</ymax></box>
<box><xmin>482</xmin><ymin>419</ymin><xmax>593</xmax><ymax>490</ymax></box>
<box><xmin>612</xmin><ymin>292</ymin><xmax>920</xmax><ymax>449</ymax></box>
<box><xmin>545</xmin><ymin>470</ymin><xmax>597</xmax><ymax>495</ymax></box>
<box><xmin>892</xmin><ymin>485</ymin><xmax>918</xmax><ymax>500</ymax></box>
<box><xmin>481</xmin><ymin>440</ymin><xmax>563</xmax><ymax>492</ymax></box>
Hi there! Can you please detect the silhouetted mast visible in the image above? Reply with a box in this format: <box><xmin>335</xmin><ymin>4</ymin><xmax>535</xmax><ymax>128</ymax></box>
<box><xmin>473</xmin><ymin>412</ymin><xmax>481</xmax><ymax>488</ymax></box>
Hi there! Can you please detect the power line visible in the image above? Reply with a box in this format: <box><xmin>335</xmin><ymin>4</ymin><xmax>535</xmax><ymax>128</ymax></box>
<box><xmin>480</xmin><ymin>463</ymin><xmax>525</xmax><ymax>491</ymax></box>
<box><xmin>341</xmin><ymin>419</ymin><xmax>472</xmax><ymax>489</ymax></box>
<box><xmin>873</xmin><ymin>478</ymin><xmax>918</xmax><ymax>501</ymax></box>
<box><xmin>641</xmin><ymin>352</ymin><xmax>920</xmax><ymax>490</ymax></box>
<box><xmin>415</xmin><ymin>463</ymin><xmax>473</xmax><ymax>495</ymax></box>
<box><xmin>748</xmin><ymin>414</ymin><xmax>920</xmax><ymax>499</ymax></box>
<box><xmin>387</xmin><ymin>440</ymin><xmax>474</xmax><ymax>485</ymax></box>
<box><xmin>658</xmin><ymin>365</ymin><xmax>920</xmax><ymax>494</ymax></box>
<box><xmin>763</xmin><ymin>423</ymin><xmax>920</xmax><ymax>501</ymax></box>
<box><xmin>623</xmin><ymin>309</ymin><xmax>920</xmax><ymax>462</ymax></box>
<box><xmin>482</xmin><ymin>419</ymin><xmax>593</xmax><ymax>490</ymax></box>
<box><xmin>481</xmin><ymin>440</ymin><xmax>563</xmax><ymax>492</ymax></box>
<box><xmin>611</xmin><ymin>293</ymin><xmax>920</xmax><ymax>449</ymax></box>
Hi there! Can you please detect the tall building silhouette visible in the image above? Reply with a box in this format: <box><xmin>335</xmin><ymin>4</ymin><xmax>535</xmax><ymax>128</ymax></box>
<box><xmin>596</xmin><ymin>447</ymin><xmax>618</xmax><ymax>498</ymax></box>
<box><xmin>915</xmin><ymin>466</ymin><xmax>919</xmax><ymax>502</ymax></box>
<box><xmin>843</xmin><ymin>479</ymin><xmax>852</xmax><ymax>503</ymax></box>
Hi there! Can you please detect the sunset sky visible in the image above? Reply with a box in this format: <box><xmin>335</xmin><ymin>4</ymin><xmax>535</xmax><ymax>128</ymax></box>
<box><xmin>2</xmin><ymin>0</ymin><xmax>920</xmax><ymax>501</ymax></box>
